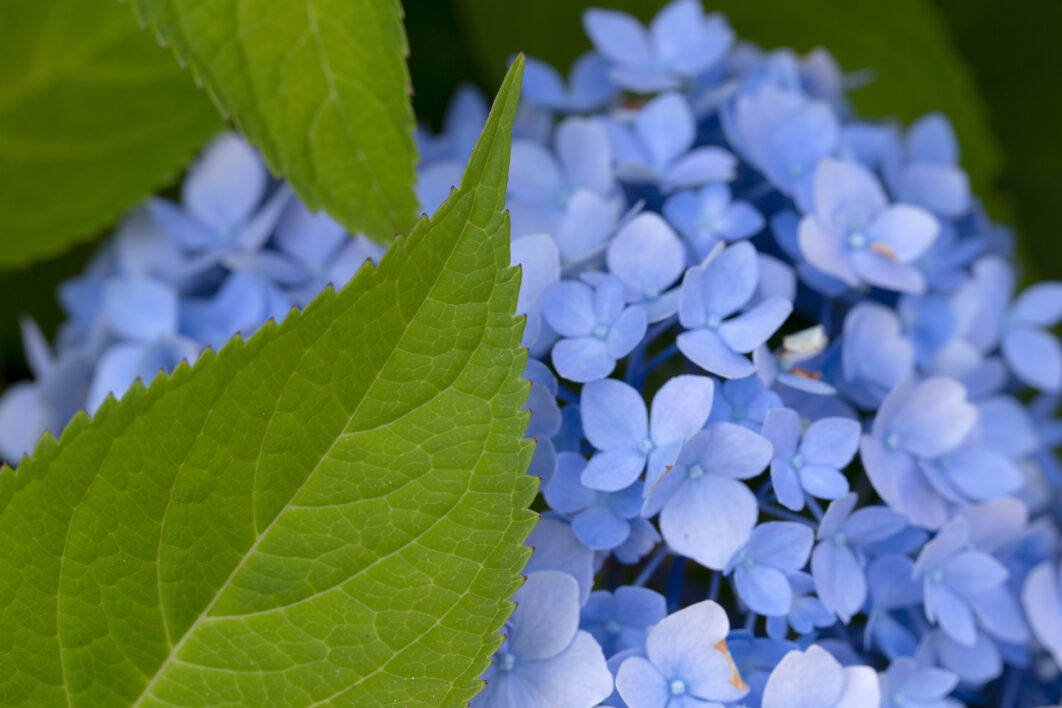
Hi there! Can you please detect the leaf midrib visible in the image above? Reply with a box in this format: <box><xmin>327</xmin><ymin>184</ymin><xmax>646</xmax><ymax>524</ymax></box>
<box><xmin>125</xmin><ymin>196</ymin><xmax>490</xmax><ymax>706</ymax></box>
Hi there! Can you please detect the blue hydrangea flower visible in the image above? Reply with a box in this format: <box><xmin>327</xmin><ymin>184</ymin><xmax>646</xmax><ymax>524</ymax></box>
<box><xmin>913</xmin><ymin>517</ymin><xmax>1009</xmax><ymax>646</ymax></box>
<box><xmin>798</xmin><ymin>158</ymin><xmax>939</xmax><ymax>293</ymax></box>
<box><xmin>762</xmin><ymin>407</ymin><xmax>860</xmax><ymax>511</ymax></box>
<box><xmin>724</xmin><ymin>78</ymin><xmax>840</xmax><ymax>207</ymax></box>
<box><xmin>578</xmin><ymin>375</ymin><xmax>714</xmax><ymax>492</ymax></box>
<box><xmin>86</xmin><ymin>337</ymin><xmax>199</xmax><ymax>414</ymax></box>
<box><xmin>541</xmin><ymin>275</ymin><xmax>647</xmax><ymax>383</ymax></box>
<box><xmin>473</xmin><ymin>571</ymin><xmax>613</xmax><ymax>708</ymax></box>
<box><xmin>764</xmin><ymin>572</ymin><xmax>835</xmax><ymax>641</ymax></box>
<box><xmin>148</xmin><ymin>134</ymin><xmax>289</xmax><ymax>272</ymax></box>
<box><xmin>605</xmin><ymin>213</ymin><xmax>687</xmax><ymax>322</ymax></box>
<box><xmin>544</xmin><ymin>452</ymin><xmax>643</xmax><ymax>551</ymax></box>
<box><xmin>962</xmin><ymin>256</ymin><xmax>1062</xmax><ymax>393</ymax></box>
<box><xmin>841</xmin><ymin>303</ymin><xmax>917</xmax><ymax>409</ymax></box>
<box><xmin>761</xmin><ymin>644</ymin><xmax>879</xmax><ymax>708</ymax></box>
<box><xmin>583</xmin><ymin>0</ymin><xmax>733</xmax><ymax>93</ymax></box>
<box><xmin>508</xmin><ymin>116</ymin><xmax>621</xmax><ymax>263</ymax></box>
<box><xmin>917</xmin><ymin>628</ymin><xmax>1003</xmax><ymax>686</ymax></box>
<box><xmin>605</xmin><ymin>92</ymin><xmax>736</xmax><ymax>189</ymax></box>
<box><xmin>677</xmin><ymin>241</ymin><xmax>793</xmax><ymax>378</ymax></box>
<box><xmin>580</xmin><ymin>586</ymin><xmax>667</xmax><ymax>657</ymax></box>
<box><xmin>615</xmin><ymin>600</ymin><xmax>749</xmax><ymax>707</ymax></box>
<box><xmin>643</xmin><ymin>422</ymin><xmax>773</xmax><ymax>570</ymax></box>
<box><xmin>663</xmin><ymin>183</ymin><xmax>765</xmax><ymax>261</ymax></box>
<box><xmin>726</xmin><ymin>521</ymin><xmax>815</xmax><ymax>616</ymax></box>
<box><xmin>707</xmin><ymin>375</ymin><xmax>783</xmax><ymax>431</ymax></box>
<box><xmin>861</xmin><ymin>377</ymin><xmax>977</xmax><ymax>528</ymax></box>
<box><xmin>811</xmin><ymin>493</ymin><xmax>909</xmax><ymax>623</ymax></box>
<box><xmin>882</xmin><ymin>112</ymin><xmax>971</xmax><ymax>219</ymax></box>
<box><xmin>522</xmin><ymin>51</ymin><xmax>618</xmax><ymax>113</ymax></box>
<box><xmin>877</xmin><ymin>657</ymin><xmax>960</xmax><ymax>708</ymax></box>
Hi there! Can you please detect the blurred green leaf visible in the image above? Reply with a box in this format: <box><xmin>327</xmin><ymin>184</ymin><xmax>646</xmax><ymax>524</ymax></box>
<box><xmin>0</xmin><ymin>0</ymin><xmax>222</xmax><ymax>269</ymax></box>
<box><xmin>933</xmin><ymin>0</ymin><xmax>1062</xmax><ymax>279</ymax></box>
<box><xmin>132</xmin><ymin>0</ymin><xmax>420</xmax><ymax>244</ymax></box>
<box><xmin>455</xmin><ymin>0</ymin><xmax>1000</xmax><ymax>196</ymax></box>
<box><xmin>0</xmin><ymin>58</ymin><xmax>534</xmax><ymax>708</ymax></box>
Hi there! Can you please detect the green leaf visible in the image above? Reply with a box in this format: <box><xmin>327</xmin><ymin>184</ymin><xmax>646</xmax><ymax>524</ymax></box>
<box><xmin>0</xmin><ymin>57</ymin><xmax>533</xmax><ymax>707</ymax></box>
<box><xmin>455</xmin><ymin>0</ymin><xmax>1000</xmax><ymax>196</ymax></box>
<box><xmin>131</xmin><ymin>0</ymin><xmax>420</xmax><ymax>244</ymax></box>
<box><xmin>0</xmin><ymin>0</ymin><xmax>222</xmax><ymax>270</ymax></box>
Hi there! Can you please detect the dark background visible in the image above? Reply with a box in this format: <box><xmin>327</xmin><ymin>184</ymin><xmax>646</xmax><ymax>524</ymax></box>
<box><xmin>2</xmin><ymin>0</ymin><xmax>1060</xmax><ymax>388</ymax></box>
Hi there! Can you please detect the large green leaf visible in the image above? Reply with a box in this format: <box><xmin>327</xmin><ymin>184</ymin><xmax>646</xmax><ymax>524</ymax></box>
<box><xmin>0</xmin><ymin>0</ymin><xmax>222</xmax><ymax>270</ymax></box>
<box><xmin>455</xmin><ymin>0</ymin><xmax>1000</xmax><ymax>196</ymax></box>
<box><xmin>130</xmin><ymin>0</ymin><xmax>419</xmax><ymax>244</ymax></box>
<box><xmin>0</xmin><ymin>57</ymin><xmax>534</xmax><ymax>707</ymax></box>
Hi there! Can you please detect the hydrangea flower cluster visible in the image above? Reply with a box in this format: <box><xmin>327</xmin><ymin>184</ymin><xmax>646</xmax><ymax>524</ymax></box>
<box><xmin>3</xmin><ymin>2</ymin><xmax>1062</xmax><ymax>706</ymax></box>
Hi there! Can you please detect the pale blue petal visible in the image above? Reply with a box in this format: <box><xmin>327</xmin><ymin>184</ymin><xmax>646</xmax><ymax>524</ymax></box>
<box><xmin>800</xmin><ymin>418</ymin><xmax>861</xmax><ymax>468</ymax></box>
<box><xmin>718</xmin><ymin>297</ymin><xmax>792</xmax><ymax>353</ymax></box>
<box><xmin>543</xmin><ymin>452</ymin><xmax>595</xmax><ymax>514</ymax></box>
<box><xmin>799</xmin><ymin>465</ymin><xmax>849</xmax><ymax>500</ymax></box>
<box><xmin>649</xmin><ymin>374</ymin><xmax>715</xmax><ymax>446</ymax></box>
<box><xmin>102</xmin><ymin>276</ymin><xmax>178</xmax><ymax>341</ymax></box>
<box><xmin>747</xmin><ymin>522</ymin><xmax>814</xmax><ymax>571</ymax></box>
<box><xmin>606</xmin><ymin>307</ymin><xmax>648</xmax><ymax>359</ymax></box>
<box><xmin>811</xmin><ymin>542</ymin><xmax>865</xmax><ymax>623</ymax></box>
<box><xmin>761</xmin><ymin>645</ymin><xmax>843</xmax><ymax>708</ymax></box>
<box><xmin>557</xmin><ymin>117</ymin><xmax>613</xmax><ymax>195</ymax></box>
<box><xmin>661</xmin><ymin>475</ymin><xmax>757</xmax><ymax>570</ymax></box>
<box><xmin>736</xmin><ymin>564</ymin><xmax>793</xmax><ymax>616</ymax></box>
<box><xmin>509</xmin><ymin>141</ymin><xmax>564</xmax><ymax>204</ymax></box>
<box><xmin>606</xmin><ymin>213</ymin><xmax>686</xmax><ymax>298</ymax></box>
<box><xmin>581</xmin><ymin>378</ymin><xmax>648</xmax><ymax>449</ymax></box>
<box><xmin>582</xmin><ymin>449</ymin><xmax>647</xmax><ymax>492</ymax></box>
<box><xmin>701</xmin><ymin>241</ymin><xmax>759</xmax><ymax>317</ymax></box>
<box><xmin>573</xmin><ymin>505</ymin><xmax>631</xmax><ymax>550</ymax></box>
<box><xmin>182</xmin><ymin>134</ymin><xmax>265</xmax><ymax>231</ymax></box>
<box><xmin>616</xmin><ymin>656</ymin><xmax>668</xmax><ymax>708</ymax></box>
<box><xmin>552</xmin><ymin>337</ymin><xmax>615</xmax><ymax>383</ymax></box>
<box><xmin>678</xmin><ymin>329</ymin><xmax>755</xmax><ymax>379</ymax></box>
<box><xmin>510</xmin><ymin>570</ymin><xmax>581</xmax><ymax>660</ymax></box>
<box><xmin>1011</xmin><ymin>282</ymin><xmax>1062</xmax><ymax>328</ymax></box>
<box><xmin>665</xmin><ymin>147</ymin><xmax>737</xmax><ymax>188</ymax></box>
<box><xmin>542</xmin><ymin>280</ymin><xmax>597</xmax><ymax>337</ymax></box>
<box><xmin>1003</xmin><ymin>327</ymin><xmax>1062</xmax><ymax>393</ymax></box>
<box><xmin>635</xmin><ymin>93</ymin><xmax>694</xmax><ymax>170</ymax></box>
<box><xmin>583</xmin><ymin>8</ymin><xmax>652</xmax><ymax>67</ymax></box>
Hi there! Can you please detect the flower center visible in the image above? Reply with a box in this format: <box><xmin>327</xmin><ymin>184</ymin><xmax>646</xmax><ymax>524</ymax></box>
<box><xmin>885</xmin><ymin>432</ymin><xmax>901</xmax><ymax>451</ymax></box>
<box><xmin>498</xmin><ymin>652</ymin><xmax>517</xmax><ymax>672</ymax></box>
<box><xmin>688</xmin><ymin>463</ymin><xmax>705</xmax><ymax>480</ymax></box>
<box><xmin>638</xmin><ymin>438</ymin><xmax>655</xmax><ymax>454</ymax></box>
<box><xmin>604</xmin><ymin>619</ymin><xmax>622</xmax><ymax>636</ymax></box>
<box><xmin>730</xmin><ymin>405</ymin><xmax>747</xmax><ymax>421</ymax></box>
<box><xmin>592</xmin><ymin>323</ymin><xmax>609</xmax><ymax>339</ymax></box>
<box><xmin>832</xmin><ymin>531</ymin><xmax>847</xmax><ymax>546</ymax></box>
<box><xmin>846</xmin><ymin>231</ymin><xmax>867</xmax><ymax>250</ymax></box>
<box><xmin>790</xmin><ymin>452</ymin><xmax>805</xmax><ymax>469</ymax></box>
<box><xmin>705</xmin><ymin>313</ymin><xmax>723</xmax><ymax>329</ymax></box>
<box><xmin>669</xmin><ymin>679</ymin><xmax>687</xmax><ymax>696</ymax></box>
<box><xmin>931</xmin><ymin>569</ymin><xmax>944</xmax><ymax>584</ymax></box>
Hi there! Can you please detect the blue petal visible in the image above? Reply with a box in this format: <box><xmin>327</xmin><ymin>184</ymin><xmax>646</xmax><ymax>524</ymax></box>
<box><xmin>1011</xmin><ymin>282</ymin><xmax>1062</xmax><ymax>328</ymax></box>
<box><xmin>543</xmin><ymin>452</ymin><xmax>595</xmax><ymax>514</ymax></box>
<box><xmin>736</xmin><ymin>564</ymin><xmax>793</xmax><ymax>616</ymax></box>
<box><xmin>635</xmin><ymin>93</ymin><xmax>694</xmax><ymax>170</ymax></box>
<box><xmin>800</xmin><ymin>417</ymin><xmax>860</xmax><ymax>468</ymax></box>
<box><xmin>665</xmin><ymin>147</ymin><xmax>737</xmax><ymax>189</ymax></box>
<box><xmin>1003</xmin><ymin>327</ymin><xmax>1062</xmax><ymax>393</ymax></box>
<box><xmin>541</xmin><ymin>280</ymin><xmax>597</xmax><ymax>337</ymax></box>
<box><xmin>508</xmin><ymin>141</ymin><xmax>563</xmax><ymax>204</ymax></box>
<box><xmin>582</xmin><ymin>449</ymin><xmax>647</xmax><ymax>492</ymax></box>
<box><xmin>552</xmin><ymin>337</ymin><xmax>615</xmax><ymax>383</ymax></box>
<box><xmin>661</xmin><ymin>474</ymin><xmax>757</xmax><ymax>571</ymax></box>
<box><xmin>509</xmin><ymin>570</ymin><xmax>581</xmax><ymax>660</ymax></box>
<box><xmin>583</xmin><ymin>8</ymin><xmax>652</xmax><ymax>68</ymax></box>
<box><xmin>811</xmin><ymin>542</ymin><xmax>865</xmax><ymax>623</ymax></box>
<box><xmin>182</xmin><ymin>134</ymin><xmax>265</xmax><ymax>231</ymax></box>
<box><xmin>581</xmin><ymin>378</ymin><xmax>649</xmax><ymax>450</ymax></box>
<box><xmin>747</xmin><ymin>521</ymin><xmax>814</xmax><ymax>571</ymax></box>
<box><xmin>616</xmin><ymin>655</ymin><xmax>669</xmax><ymax>708</ymax></box>
<box><xmin>718</xmin><ymin>296</ymin><xmax>792</xmax><ymax>353</ymax></box>
<box><xmin>701</xmin><ymin>241</ymin><xmax>759</xmax><ymax>318</ymax></box>
<box><xmin>606</xmin><ymin>307</ymin><xmax>647</xmax><ymax>359</ymax></box>
<box><xmin>607</xmin><ymin>213</ymin><xmax>686</xmax><ymax>299</ymax></box>
<box><xmin>761</xmin><ymin>645</ymin><xmax>844</xmax><ymax>708</ymax></box>
<box><xmin>102</xmin><ymin>276</ymin><xmax>178</xmax><ymax>341</ymax></box>
<box><xmin>573</xmin><ymin>504</ymin><xmax>631</xmax><ymax>550</ymax></box>
<box><xmin>556</xmin><ymin>117</ymin><xmax>613</xmax><ymax>195</ymax></box>
<box><xmin>649</xmin><ymin>374</ymin><xmax>715</xmax><ymax>446</ymax></box>
<box><xmin>678</xmin><ymin>329</ymin><xmax>755</xmax><ymax>378</ymax></box>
